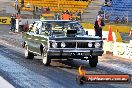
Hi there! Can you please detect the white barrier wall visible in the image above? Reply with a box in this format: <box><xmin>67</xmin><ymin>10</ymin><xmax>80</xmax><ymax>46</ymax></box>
<box><xmin>103</xmin><ymin>40</ymin><xmax>132</xmax><ymax>59</ymax></box>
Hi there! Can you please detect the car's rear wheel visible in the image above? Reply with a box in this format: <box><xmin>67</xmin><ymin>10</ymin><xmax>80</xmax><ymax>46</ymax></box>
<box><xmin>89</xmin><ymin>56</ymin><xmax>98</xmax><ymax>67</ymax></box>
<box><xmin>42</xmin><ymin>52</ymin><xmax>51</xmax><ymax>66</ymax></box>
<box><xmin>25</xmin><ymin>46</ymin><xmax>34</xmax><ymax>59</ymax></box>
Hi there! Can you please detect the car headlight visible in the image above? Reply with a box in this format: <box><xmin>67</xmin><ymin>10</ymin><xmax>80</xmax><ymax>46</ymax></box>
<box><xmin>88</xmin><ymin>42</ymin><xmax>93</xmax><ymax>47</ymax></box>
<box><xmin>52</xmin><ymin>42</ymin><xmax>57</xmax><ymax>48</ymax></box>
<box><xmin>61</xmin><ymin>42</ymin><xmax>66</xmax><ymax>48</ymax></box>
<box><xmin>95</xmin><ymin>42</ymin><xmax>101</xmax><ymax>48</ymax></box>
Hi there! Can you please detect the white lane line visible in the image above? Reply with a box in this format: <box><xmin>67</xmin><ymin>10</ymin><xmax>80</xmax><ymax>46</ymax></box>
<box><xmin>0</xmin><ymin>76</ymin><xmax>15</xmax><ymax>88</ymax></box>
<box><xmin>99</xmin><ymin>62</ymin><xmax>132</xmax><ymax>75</ymax></box>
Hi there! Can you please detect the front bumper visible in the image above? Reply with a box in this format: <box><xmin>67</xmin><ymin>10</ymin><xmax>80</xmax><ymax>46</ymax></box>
<box><xmin>48</xmin><ymin>49</ymin><xmax>103</xmax><ymax>57</ymax></box>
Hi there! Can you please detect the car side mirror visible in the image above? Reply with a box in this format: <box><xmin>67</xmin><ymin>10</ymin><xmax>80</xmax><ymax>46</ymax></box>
<box><xmin>86</xmin><ymin>31</ymin><xmax>88</xmax><ymax>35</ymax></box>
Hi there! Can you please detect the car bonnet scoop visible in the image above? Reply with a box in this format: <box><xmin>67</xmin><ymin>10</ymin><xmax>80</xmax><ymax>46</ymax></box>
<box><xmin>66</xmin><ymin>30</ymin><xmax>77</xmax><ymax>37</ymax></box>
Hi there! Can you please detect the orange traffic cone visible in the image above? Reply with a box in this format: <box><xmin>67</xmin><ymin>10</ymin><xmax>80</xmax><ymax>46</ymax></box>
<box><xmin>129</xmin><ymin>29</ymin><xmax>132</xmax><ymax>37</ymax></box>
<box><xmin>107</xmin><ymin>26</ymin><xmax>113</xmax><ymax>42</ymax></box>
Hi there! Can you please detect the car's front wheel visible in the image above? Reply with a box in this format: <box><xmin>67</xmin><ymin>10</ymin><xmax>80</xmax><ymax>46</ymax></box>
<box><xmin>25</xmin><ymin>46</ymin><xmax>34</xmax><ymax>59</ymax></box>
<box><xmin>42</xmin><ymin>52</ymin><xmax>51</xmax><ymax>66</ymax></box>
<box><xmin>89</xmin><ymin>56</ymin><xmax>98</xmax><ymax>67</ymax></box>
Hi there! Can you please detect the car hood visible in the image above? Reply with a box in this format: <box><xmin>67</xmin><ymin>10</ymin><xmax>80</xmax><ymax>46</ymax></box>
<box><xmin>49</xmin><ymin>35</ymin><xmax>102</xmax><ymax>41</ymax></box>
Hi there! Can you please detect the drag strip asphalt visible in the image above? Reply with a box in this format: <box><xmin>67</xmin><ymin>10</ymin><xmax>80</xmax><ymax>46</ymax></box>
<box><xmin>0</xmin><ymin>43</ymin><xmax>131</xmax><ymax>88</ymax></box>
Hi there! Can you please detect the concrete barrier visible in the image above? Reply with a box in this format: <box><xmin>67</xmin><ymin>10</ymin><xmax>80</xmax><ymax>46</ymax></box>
<box><xmin>103</xmin><ymin>40</ymin><xmax>132</xmax><ymax>59</ymax></box>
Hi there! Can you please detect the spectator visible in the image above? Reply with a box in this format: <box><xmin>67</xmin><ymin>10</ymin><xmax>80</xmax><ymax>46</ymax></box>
<box><xmin>104</xmin><ymin>0</ymin><xmax>108</xmax><ymax>6</ymax></box>
<box><xmin>54</xmin><ymin>13</ymin><xmax>57</xmax><ymax>20</ymax></box>
<box><xmin>65</xmin><ymin>10</ymin><xmax>69</xmax><ymax>14</ymax></box>
<box><xmin>18</xmin><ymin>8</ymin><xmax>21</xmax><ymax>15</ymax></box>
<box><xmin>104</xmin><ymin>0</ymin><xmax>111</xmax><ymax>6</ymax></box>
<box><xmin>21</xmin><ymin>0</ymin><xmax>24</xmax><ymax>8</ymax></box>
<box><xmin>125</xmin><ymin>17</ymin><xmax>128</xmax><ymax>24</ymax></box>
<box><xmin>77</xmin><ymin>11</ymin><xmax>82</xmax><ymax>20</ymax></box>
<box><xmin>55</xmin><ymin>13</ymin><xmax>60</xmax><ymax>20</ymax></box>
<box><xmin>10</xmin><ymin>15</ymin><xmax>16</xmax><ymax>32</ymax></box>
<box><xmin>26</xmin><ymin>2</ymin><xmax>31</xmax><ymax>8</ymax></box>
<box><xmin>39</xmin><ymin>6</ymin><xmax>44</xmax><ymax>14</ymax></box>
<box><xmin>46</xmin><ymin>7</ymin><xmax>50</xmax><ymax>12</ymax></box>
<box><xmin>61</xmin><ymin>10</ymin><xmax>64</xmax><ymax>14</ymax></box>
<box><xmin>115</xmin><ymin>16</ymin><xmax>119</xmax><ymax>24</ymax></box>
<box><xmin>10</xmin><ymin>16</ymin><xmax>14</xmax><ymax>31</ymax></box>
<box><xmin>33</xmin><ymin>5</ymin><xmax>37</xmax><ymax>19</ymax></box>
<box><xmin>15</xmin><ymin>0</ymin><xmax>18</xmax><ymax>10</ymax></box>
<box><xmin>69</xmin><ymin>11</ymin><xmax>72</xmax><ymax>20</ymax></box>
<box><xmin>36</xmin><ymin>6</ymin><xmax>38</xmax><ymax>12</ymax></box>
<box><xmin>94</xmin><ymin>16</ymin><xmax>105</xmax><ymax>39</ymax></box>
<box><xmin>121</xmin><ymin>16</ymin><xmax>126</xmax><ymax>24</ymax></box>
<box><xmin>33</xmin><ymin>5</ymin><xmax>36</xmax><ymax>12</ymax></box>
<box><xmin>19</xmin><ymin>20</ymin><xmax>24</xmax><ymax>32</ymax></box>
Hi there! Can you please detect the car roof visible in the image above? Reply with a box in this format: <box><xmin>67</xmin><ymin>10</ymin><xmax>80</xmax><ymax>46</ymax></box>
<box><xmin>41</xmin><ymin>20</ymin><xmax>78</xmax><ymax>23</ymax></box>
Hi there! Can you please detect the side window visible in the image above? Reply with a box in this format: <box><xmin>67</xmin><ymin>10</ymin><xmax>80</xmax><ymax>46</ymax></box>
<box><xmin>29</xmin><ymin>22</ymin><xmax>35</xmax><ymax>32</ymax></box>
<box><xmin>36</xmin><ymin>22</ymin><xmax>42</xmax><ymax>34</ymax></box>
<box><xmin>42</xmin><ymin>23</ymin><xmax>45</xmax><ymax>32</ymax></box>
<box><xmin>45</xmin><ymin>23</ymin><xmax>52</xmax><ymax>31</ymax></box>
<box><xmin>41</xmin><ymin>23</ymin><xmax>47</xmax><ymax>35</ymax></box>
<box><xmin>30</xmin><ymin>22</ymin><xmax>38</xmax><ymax>34</ymax></box>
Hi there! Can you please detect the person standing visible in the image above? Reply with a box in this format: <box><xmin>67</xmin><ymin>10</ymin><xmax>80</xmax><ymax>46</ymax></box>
<box><xmin>18</xmin><ymin>8</ymin><xmax>21</xmax><ymax>15</ymax></box>
<box><xmin>115</xmin><ymin>16</ymin><xmax>119</xmax><ymax>24</ymax></box>
<box><xmin>10</xmin><ymin>15</ymin><xmax>14</xmax><ymax>31</ymax></box>
<box><xmin>121</xmin><ymin>16</ymin><xmax>125</xmax><ymax>24</ymax></box>
<box><xmin>77</xmin><ymin>11</ymin><xmax>81</xmax><ymax>20</ymax></box>
<box><xmin>10</xmin><ymin>14</ymin><xmax>16</xmax><ymax>32</ymax></box>
<box><xmin>15</xmin><ymin>0</ymin><xmax>18</xmax><ymax>10</ymax></box>
<box><xmin>94</xmin><ymin>16</ymin><xmax>105</xmax><ymax>39</ymax></box>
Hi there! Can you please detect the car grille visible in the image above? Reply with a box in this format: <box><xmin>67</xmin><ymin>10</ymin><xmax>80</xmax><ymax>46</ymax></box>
<box><xmin>77</xmin><ymin>42</ymin><xmax>88</xmax><ymax>48</ymax></box>
<box><xmin>65</xmin><ymin>42</ymin><xmax>76</xmax><ymax>48</ymax></box>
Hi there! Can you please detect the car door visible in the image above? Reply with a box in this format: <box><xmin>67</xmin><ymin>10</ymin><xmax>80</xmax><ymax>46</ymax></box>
<box><xmin>27</xmin><ymin>22</ymin><xmax>42</xmax><ymax>54</ymax></box>
<box><xmin>26</xmin><ymin>22</ymin><xmax>39</xmax><ymax>53</ymax></box>
<box><xmin>22</xmin><ymin>31</ymin><xmax>35</xmax><ymax>52</ymax></box>
<box><xmin>31</xmin><ymin>22</ymin><xmax>49</xmax><ymax>55</ymax></box>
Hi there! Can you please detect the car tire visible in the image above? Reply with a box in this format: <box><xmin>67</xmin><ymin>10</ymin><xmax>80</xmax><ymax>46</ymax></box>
<box><xmin>42</xmin><ymin>52</ymin><xmax>51</xmax><ymax>66</ymax></box>
<box><xmin>25</xmin><ymin>46</ymin><xmax>34</xmax><ymax>59</ymax></box>
<box><xmin>89</xmin><ymin>56</ymin><xmax>98</xmax><ymax>68</ymax></box>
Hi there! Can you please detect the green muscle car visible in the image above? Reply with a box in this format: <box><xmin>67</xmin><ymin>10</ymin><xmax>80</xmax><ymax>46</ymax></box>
<box><xmin>22</xmin><ymin>20</ymin><xmax>103</xmax><ymax>67</ymax></box>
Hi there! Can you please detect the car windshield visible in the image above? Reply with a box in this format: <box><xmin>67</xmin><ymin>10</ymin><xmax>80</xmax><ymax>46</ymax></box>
<box><xmin>42</xmin><ymin>21</ymin><xmax>86</xmax><ymax>36</ymax></box>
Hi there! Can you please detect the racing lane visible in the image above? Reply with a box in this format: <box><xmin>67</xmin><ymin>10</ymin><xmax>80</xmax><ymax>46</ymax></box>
<box><xmin>0</xmin><ymin>43</ymin><xmax>132</xmax><ymax>88</ymax></box>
